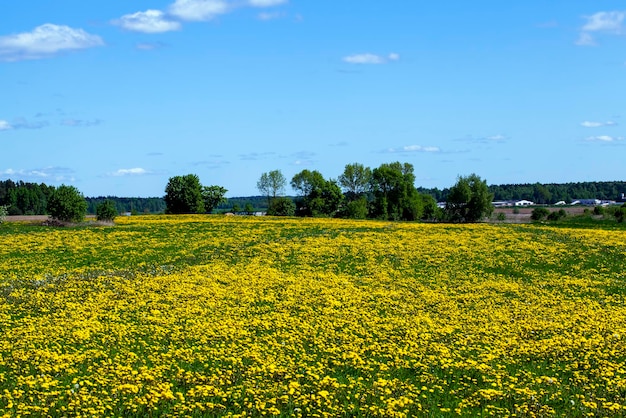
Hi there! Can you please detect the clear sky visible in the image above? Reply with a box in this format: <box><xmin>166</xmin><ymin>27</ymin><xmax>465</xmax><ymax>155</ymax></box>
<box><xmin>1</xmin><ymin>1</ymin><xmax>625</xmax><ymax>197</ymax></box>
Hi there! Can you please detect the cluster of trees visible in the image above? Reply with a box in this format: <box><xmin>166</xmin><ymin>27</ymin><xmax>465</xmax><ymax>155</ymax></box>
<box><xmin>0</xmin><ymin>180</ymin><xmax>55</xmax><ymax>215</ymax></box>
<box><xmin>419</xmin><ymin>181</ymin><xmax>625</xmax><ymax>204</ymax></box>
<box><xmin>255</xmin><ymin>163</ymin><xmax>494</xmax><ymax>222</ymax></box>
<box><xmin>163</xmin><ymin>174</ymin><xmax>227</xmax><ymax>214</ymax></box>
<box><xmin>86</xmin><ymin>197</ymin><xmax>166</xmax><ymax>215</ymax></box>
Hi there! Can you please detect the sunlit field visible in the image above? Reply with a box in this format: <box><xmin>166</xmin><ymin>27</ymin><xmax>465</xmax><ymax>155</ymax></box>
<box><xmin>1</xmin><ymin>215</ymin><xmax>625</xmax><ymax>417</ymax></box>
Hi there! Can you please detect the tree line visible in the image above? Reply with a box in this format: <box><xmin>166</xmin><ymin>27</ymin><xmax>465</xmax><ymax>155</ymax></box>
<box><xmin>1</xmin><ymin>171</ymin><xmax>624</xmax><ymax>223</ymax></box>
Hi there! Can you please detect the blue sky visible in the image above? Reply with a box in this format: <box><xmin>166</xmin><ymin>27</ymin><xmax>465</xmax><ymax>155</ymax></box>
<box><xmin>1</xmin><ymin>1</ymin><xmax>625</xmax><ymax>197</ymax></box>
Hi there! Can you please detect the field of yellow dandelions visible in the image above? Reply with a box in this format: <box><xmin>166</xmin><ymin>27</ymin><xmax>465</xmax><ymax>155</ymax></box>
<box><xmin>1</xmin><ymin>215</ymin><xmax>625</xmax><ymax>417</ymax></box>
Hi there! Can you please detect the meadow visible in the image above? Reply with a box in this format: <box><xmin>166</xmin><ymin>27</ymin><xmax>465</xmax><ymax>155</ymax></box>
<box><xmin>0</xmin><ymin>215</ymin><xmax>625</xmax><ymax>417</ymax></box>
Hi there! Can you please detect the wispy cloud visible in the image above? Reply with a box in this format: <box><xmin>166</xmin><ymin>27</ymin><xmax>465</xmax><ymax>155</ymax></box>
<box><xmin>112</xmin><ymin>10</ymin><xmax>181</xmax><ymax>33</ymax></box>
<box><xmin>343</xmin><ymin>53</ymin><xmax>400</xmax><ymax>65</ymax></box>
<box><xmin>456</xmin><ymin>134</ymin><xmax>509</xmax><ymax>143</ymax></box>
<box><xmin>62</xmin><ymin>119</ymin><xmax>102</xmax><ymax>127</ymax></box>
<box><xmin>248</xmin><ymin>0</ymin><xmax>288</xmax><ymax>6</ymax></box>
<box><xmin>586</xmin><ymin>135</ymin><xmax>624</xmax><ymax>142</ymax></box>
<box><xmin>136</xmin><ymin>42</ymin><xmax>167</xmax><ymax>51</ymax></box>
<box><xmin>577</xmin><ymin>10</ymin><xmax>625</xmax><ymax>46</ymax></box>
<box><xmin>0</xmin><ymin>120</ymin><xmax>12</xmax><ymax>131</ymax></box>
<box><xmin>11</xmin><ymin>118</ymin><xmax>49</xmax><ymax>130</ymax></box>
<box><xmin>580</xmin><ymin>120</ymin><xmax>617</xmax><ymax>128</ymax></box>
<box><xmin>168</xmin><ymin>0</ymin><xmax>231</xmax><ymax>22</ymax></box>
<box><xmin>257</xmin><ymin>11</ymin><xmax>286</xmax><ymax>21</ymax></box>
<box><xmin>0</xmin><ymin>167</ymin><xmax>76</xmax><ymax>182</ymax></box>
<box><xmin>0</xmin><ymin>24</ymin><xmax>103</xmax><ymax>61</ymax></box>
<box><xmin>239</xmin><ymin>152</ymin><xmax>276</xmax><ymax>160</ymax></box>
<box><xmin>109</xmin><ymin>168</ymin><xmax>151</xmax><ymax>177</ymax></box>
<box><xmin>384</xmin><ymin>145</ymin><xmax>441</xmax><ymax>153</ymax></box>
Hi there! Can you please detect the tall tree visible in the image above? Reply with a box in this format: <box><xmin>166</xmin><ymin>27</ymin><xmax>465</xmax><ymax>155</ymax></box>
<box><xmin>291</xmin><ymin>169</ymin><xmax>343</xmax><ymax>217</ymax></box>
<box><xmin>370</xmin><ymin>162</ymin><xmax>422</xmax><ymax>221</ymax></box>
<box><xmin>202</xmin><ymin>185</ymin><xmax>228</xmax><ymax>213</ymax></box>
<box><xmin>46</xmin><ymin>185</ymin><xmax>88</xmax><ymax>223</ymax></box>
<box><xmin>445</xmin><ymin>173</ymin><xmax>493</xmax><ymax>222</ymax></box>
<box><xmin>164</xmin><ymin>174</ymin><xmax>205</xmax><ymax>214</ymax></box>
<box><xmin>257</xmin><ymin>170</ymin><xmax>286</xmax><ymax>207</ymax></box>
<box><xmin>338</xmin><ymin>163</ymin><xmax>372</xmax><ymax>200</ymax></box>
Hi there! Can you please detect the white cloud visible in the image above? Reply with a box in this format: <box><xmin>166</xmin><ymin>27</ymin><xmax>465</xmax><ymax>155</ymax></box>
<box><xmin>169</xmin><ymin>0</ymin><xmax>230</xmax><ymax>21</ymax></box>
<box><xmin>62</xmin><ymin>119</ymin><xmax>102</xmax><ymax>127</ymax></box>
<box><xmin>0</xmin><ymin>24</ymin><xmax>103</xmax><ymax>61</ymax></box>
<box><xmin>575</xmin><ymin>32</ymin><xmax>596</xmax><ymax>46</ymax></box>
<box><xmin>581</xmin><ymin>120</ymin><xmax>617</xmax><ymax>128</ymax></box>
<box><xmin>0</xmin><ymin>120</ymin><xmax>12</xmax><ymax>131</ymax></box>
<box><xmin>112</xmin><ymin>10</ymin><xmax>181</xmax><ymax>33</ymax></box>
<box><xmin>258</xmin><ymin>11</ymin><xmax>285</xmax><ymax>21</ymax></box>
<box><xmin>110</xmin><ymin>168</ymin><xmax>149</xmax><ymax>176</ymax></box>
<box><xmin>586</xmin><ymin>135</ymin><xmax>623</xmax><ymax>142</ymax></box>
<box><xmin>0</xmin><ymin>167</ymin><xmax>75</xmax><ymax>182</ymax></box>
<box><xmin>582</xmin><ymin>11</ymin><xmax>625</xmax><ymax>33</ymax></box>
<box><xmin>486</xmin><ymin>134</ymin><xmax>508</xmax><ymax>141</ymax></box>
<box><xmin>386</xmin><ymin>145</ymin><xmax>440</xmax><ymax>153</ymax></box>
<box><xmin>577</xmin><ymin>10</ymin><xmax>625</xmax><ymax>46</ymax></box>
<box><xmin>343</xmin><ymin>53</ymin><xmax>400</xmax><ymax>64</ymax></box>
<box><xmin>249</xmin><ymin>0</ymin><xmax>288</xmax><ymax>7</ymax></box>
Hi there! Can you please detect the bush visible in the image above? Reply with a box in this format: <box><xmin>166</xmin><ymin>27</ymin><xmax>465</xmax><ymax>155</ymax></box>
<box><xmin>96</xmin><ymin>200</ymin><xmax>118</xmax><ymax>222</ymax></box>
<box><xmin>615</xmin><ymin>204</ymin><xmax>626</xmax><ymax>223</ymax></box>
<box><xmin>0</xmin><ymin>205</ymin><xmax>7</xmax><ymax>224</ymax></box>
<box><xmin>267</xmin><ymin>197</ymin><xmax>295</xmax><ymax>216</ymax></box>
<box><xmin>496</xmin><ymin>212</ymin><xmax>507</xmax><ymax>222</ymax></box>
<box><xmin>46</xmin><ymin>185</ymin><xmax>88</xmax><ymax>223</ymax></box>
<box><xmin>547</xmin><ymin>208</ymin><xmax>567</xmax><ymax>221</ymax></box>
<box><xmin>531</xmin><ymin>207</ymin><xmax>549</xmax><ymax>221</ymax></box>
<box><xmin>593</xmin><ymin>206</ymin><xmax>605</xmax><ymax>216</ymax></box>
<box><xmin>345</xmin><ymin>197</ymin><xmax>368</xmax><ymax>219</ymax></box>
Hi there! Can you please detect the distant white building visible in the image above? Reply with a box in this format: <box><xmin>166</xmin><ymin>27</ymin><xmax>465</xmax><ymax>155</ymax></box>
<box><xmin>571</xmin><ymin>199</ymin><xmax>601</xmax><ymax>206</ymax></box>
<box><xmin>514</xmin><ymin>200</ymin><xmax>535</xmax><ymax>206</ymax></box>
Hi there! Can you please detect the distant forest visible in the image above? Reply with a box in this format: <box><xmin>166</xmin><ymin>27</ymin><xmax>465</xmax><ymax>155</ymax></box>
<box><xmin>0</xmin><ymin>179</ymin><xmax>624</xmax><ymax>216</ymax></box>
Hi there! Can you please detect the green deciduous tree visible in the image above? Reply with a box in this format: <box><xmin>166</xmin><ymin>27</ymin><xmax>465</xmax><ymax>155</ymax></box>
<box><xmin>291</xmin><ymin>170</ymin><xmax>344</xmax><ymax>217</ymax></box>
<box><xmin>370</xmin><ymin>162</ymin><xmax>422</xmax><ymax>221</ymax></box>
<box><xmin>47</xmin><ymin>185</ymin><xmax>88</xmax><ymax>223</ymax></box>
<box><xmin>267</xmin><ymin>197</ymin><xmax>296</xmax><ymax>216</ymax></box>
<box><xmin>338</xmin><ymin>163</ymin><xmax>372</xmax><ymax>201</ymax></box>
<box><xmin>164</xmin><ymin>174</ymin><xmax>205</xmax><ymax>214</ymax></box>
<box><xmin>0</xmin><ymin>205</ymin><xmax>7</xmax><ymax>224</ymax></box>
<box><xmin>96</xmin><ymin>200</ymin><xmax>118</xmax><ymax>222</ymax></box>
<box><xmin>202</xmin><ymin>185</ymin><xmax>228</xmax><ymax>213</ymax></box>
<box><xmin>445</xmin><ymin>174</ymin><xmax>494</xmax><ymax>222</ymax></box>
<box><xmin>257</xmin><ymin>170</ymin><xmax>286</xmax><ymax>207</ymax></box>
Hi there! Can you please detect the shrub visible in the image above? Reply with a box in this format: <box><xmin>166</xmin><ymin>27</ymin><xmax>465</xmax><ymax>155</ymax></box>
<box><xmin>0</xmin><ymin>205</ymin><xmax>7</xmax><ymax>224</ymax></box>
<box><xmin>46</xmin><ymin>185</ymin><xmax>87</xmax><ymax>223</ymax></box>
<box><xmin>547</xmin><ymin>209</ymin><xmax>567</xmax><ymax>221</ymax></box>
<box><xmin>593</xmin><ymin>206</ymin><xmax>605</xmax><ymax>216</ymax></box>
<box><xmin>531</xmin><ymin>207</ymin><xmax>549</xmax><ymax>221</ymax></box>
<box><xmin>96</xmin><ymin>200</ymin><xmax>118</xmax><ymax>222</ymax></box>
<box><xmin>496</xmin><ymin>212</ymin><xmax>507</xmax><ymax>222</ymax></box>
<box><xmin>267</xmin><ymin>197</ymin><xmax>295</xmax><ymax>216</ymax></box>
<box><xmin>615</xmin><ymin>204</ymin><xmax>626</xmax><ymax>223</ymax></box>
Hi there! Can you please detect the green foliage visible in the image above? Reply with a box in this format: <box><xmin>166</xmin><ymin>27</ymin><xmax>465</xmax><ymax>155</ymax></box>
<box><xmin>445</xmin><ymin>174</ymin><xmax>494</xmax><ymax>222</ymax></box>
<box><xmin>615</xmin><ymin>204</ymin><xmax>626</xmax><ymax>223</ymax></box>
<box><xmin>86</xmin><ymin>197</ymin><xmax>165</xmax><ymax>215</ymax></box>
<box><xmin>338</xmin><ymin>163</ymin><xmax>372</xmax><ymax>200</ymax></box>
<box><xmin>257</xmin><ymin>170</ymin><xmax>286</xmax><ymax>207</ymax></box>
<box><xmin>419</xmin><ymin>194</ymin><xmax>439</xmax><ymax>221</ymax></box>
<box><xmin>496</xmin><ymin>212</ymin><xmax>507</xmax><ymax>221</ymax></box>
<box><xmin>202</xmin><ymin>185</ymin><xmax>228</xmax><ymax>213</ymax></box>
<box><xmin>244</xmin><ymin>203</ymin><xmax>254</xmax><ymax>214</ymax></box>
<box><xmin>593</xmin><ymin>206</ymin><xmax>605</xmax><ymax>216</ymax></box>
<box><xmin>267</xmin><ymin>197</ymin><xmax>296</xmax><ymax>216</ymax></box>
<box><xmin>370</xmin><ymin>162</ymin><xmax>422</xmax><ymax>221</ymax></box>
<box><xmin>164</xmin><ymin>174</ymin><xmax>205</xmax><ymax>214</ymax></box>
<box><xmin>46</xmin><ymin>185</ymin><xmax>88</xmax><ymax>223</ymax></box>
<box><xmin>291</xmin><ymin>170</ymin><xmax>344</xmax><ymax>217</ymax></box>
<box><xmin>95</xmin><ymin>200</ymin><xmax>117</xmax><ymax>222</ymax></box>
<box><xmin>531</xmin><ymin>207</ymin><xmax>550</xmax><ymax>221</ymax></box>
<box><xmin>0</xmin><ymin>205</ymin><xmax>7</xmax><ymax>224</ymax></box>
<box><xmin>344</xmin><ymin>197</ymin><xmax>369</xmax><ymax>219</ymax></box>
<box><xmin>547</xmin><ymin>208</ymin><xmax>567</xmax><ymax>221</ymax></box>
